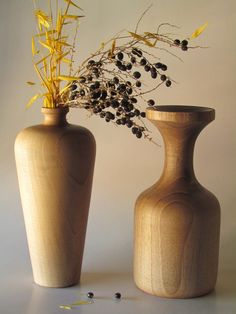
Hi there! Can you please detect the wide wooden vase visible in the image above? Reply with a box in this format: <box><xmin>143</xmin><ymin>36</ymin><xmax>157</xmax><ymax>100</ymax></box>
<box><xmin>134</xmin><ymin>105</ymin><xmax>220</xmax><ymax>298</ymax></box>
<box><xmin>15</xmin><ymin>107</ymin><xmax>96</xmax><ymax>287</ymax></box>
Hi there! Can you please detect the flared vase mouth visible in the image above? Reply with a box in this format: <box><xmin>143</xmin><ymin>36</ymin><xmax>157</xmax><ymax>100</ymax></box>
<box><xmin>146</xmin><ymin>105</ymin><xmax>215</xmax><ymax>123</ymax></box>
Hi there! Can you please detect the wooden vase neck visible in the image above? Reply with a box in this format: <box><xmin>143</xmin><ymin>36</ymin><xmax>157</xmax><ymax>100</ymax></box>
<box><xmin>41</xmin><ymin>107</ymin><xmax>69</xmax><ymax>126</ymax></box>
<box><xmin>147</xmin><ymin>106</ymin><xmax>215</xmax><ymax>182</ymax></box>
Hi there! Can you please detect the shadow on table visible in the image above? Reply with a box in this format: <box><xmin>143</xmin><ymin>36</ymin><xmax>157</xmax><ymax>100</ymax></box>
<box><xmin>81</xmin><ymin>272</ymin><xmax>131</xmax><ymax>285</ymax></box>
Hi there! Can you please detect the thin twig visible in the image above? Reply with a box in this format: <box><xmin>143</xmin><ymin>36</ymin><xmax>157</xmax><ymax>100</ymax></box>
<box><xmin>135</xmin><ymin>4</ymin><xmax>153</xmax><ymax>34</ymax></box>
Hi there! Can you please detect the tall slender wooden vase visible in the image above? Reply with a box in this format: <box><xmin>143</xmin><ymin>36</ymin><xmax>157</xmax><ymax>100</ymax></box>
<box><xmin>134</xmin><ymin>105</ymin><xmax>220</xmax><ymax>298</ymax></box>
<box><xmin>15</xmin><ymin>107</ymin><xmax>96</xmax><ymax>288</ymax></box>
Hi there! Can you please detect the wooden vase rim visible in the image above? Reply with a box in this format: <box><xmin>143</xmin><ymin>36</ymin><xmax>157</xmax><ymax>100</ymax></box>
<box><xmin>146</xmin><ymin>105</ymin><xmax>215</xmax><ymax>123</ymax></box>
<box><xmin>41</xmin><ymin>106</ymin><xmax>69</xmax><ymax>115</ymax></box>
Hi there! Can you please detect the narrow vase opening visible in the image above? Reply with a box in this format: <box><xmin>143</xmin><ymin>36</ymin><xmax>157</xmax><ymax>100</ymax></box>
<box><xmin>42</xmin><ymin>106</ymin><xmax>69</xmax><ymax>126</ymax></box>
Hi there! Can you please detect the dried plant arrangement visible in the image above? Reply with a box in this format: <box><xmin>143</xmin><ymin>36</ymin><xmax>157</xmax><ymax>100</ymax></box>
<box><xmin>28</xmin><ymin>0</ymin><xmax>207</xmax><ymax>140</ymax></box>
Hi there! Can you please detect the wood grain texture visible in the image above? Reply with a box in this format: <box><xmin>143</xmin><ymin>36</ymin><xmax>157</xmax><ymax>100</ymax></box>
<box><xmin>15</xmin><ymin>107</ymin><xmax>96</xmax><ymax>287</ymax></box>
<box><xmin>134</xmin><ymin>106</ymin><xmax>220</xmax><ymax>298</ymax></box>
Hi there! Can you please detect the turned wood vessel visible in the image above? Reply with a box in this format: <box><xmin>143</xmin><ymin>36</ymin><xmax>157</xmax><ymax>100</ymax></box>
<box><xmin>134</xmin><ymin>105</ymin><xmax>220</xmax><ymax>298</ymax></box>
<box><xmin>15</xmin><ymin>107</ymin><xmax>96</xmax><ymax>287</ymax></box>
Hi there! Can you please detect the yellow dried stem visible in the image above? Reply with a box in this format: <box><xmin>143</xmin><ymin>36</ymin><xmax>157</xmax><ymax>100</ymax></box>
<box><xmin>58</xmin><ymin>75</ymin><xmax>80</xmax><ymax>81</ymax></box>
<box><xmin>128</xmin><ymin>31</ymin><xmax>154</xmax><ymax>47</ymax></box>
<box><xmin>26</xmin><ymin>93</ymin><xmax>42</xmax><ymax>109</ymax></box>
<box><xmin>64</xmin><ymin>0</ymin><xmax>83</xmax><ymax>10</ymax></box>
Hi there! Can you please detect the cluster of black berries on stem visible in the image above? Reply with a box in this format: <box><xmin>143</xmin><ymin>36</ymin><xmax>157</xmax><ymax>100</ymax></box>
<box><xmin>61</xmin><ymin>23</ymin><xmax>196</xmax><ymax>141</ymax></box>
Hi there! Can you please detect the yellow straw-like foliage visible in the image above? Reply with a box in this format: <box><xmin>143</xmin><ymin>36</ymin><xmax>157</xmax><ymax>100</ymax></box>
<box><xmin>27</xmin><ymin>0</ymin><xmax>83</xmax><ymax>109</ymax></box>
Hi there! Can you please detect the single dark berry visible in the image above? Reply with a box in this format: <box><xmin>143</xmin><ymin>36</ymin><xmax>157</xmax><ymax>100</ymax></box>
<box><xmin>126</xmin><ymin>63</ymin><xmax>132</xmax><ymax>70</ymax></box>
<box><xmin>160</xmin><ymin>74</ymin><xmax>167</xmax><ymax>81</ymax></box>
<box><xmin>136</xmin><ymin>131</ymin><xmax>142</xmax><ymax>139</ymax></box>
<box><xmin>118</xmin><ymin>84</ymin><xmax>126</xmax><ymax>92</ymax></box>
<box><xmin>90</xmin><ymin>84</ymin><xmax>96</xmax><ymax>91</ymax></box>
<box><xmin>132</xmin><ymin>127</ymin><xmax>138</xmax><ymax>134</ymax></box>
<box><xmin>136</xmin><ymin>49</ymin><xmax>142</xmax><ymax>57</ymax></box>
<box><xmin>182</xmin><ymin>39</ymin><xmax>188</xmax><ymax>46</ymax></box>
<box><xmin>121</xmin><ymin>99</ymin><xmax>129</xmax><ymax>107</ymax></box>
<box><xmin>116</xmin><ymin>119</ymin><xmax>121</xmax><ymax>125</ymax></box>
<box><xmin>130</xmin><ymin>56</ymin><xmax>136</xmax><ymax>63</ymax></box>
<box><xmin>144</xmin><ymin>65</ymin><xmax>150</xmax><ymax>72</ymax></box>
<box><xmin>114</xmin><ymin>292</ymin><xmax>122</xmax><ymax>299</ymax></box>
<box><xmin>87</xmin><ymin>75</ymin><xmax>93</xmax><ymax>81</ymax></box>
<box><xmin>117</xmin><ymin>52</ymin><xmax>124</xmax><ymax>60</ymax></box>
<box><xmin>150</xmin><ymin>68</ymin><xmax>157</xmax><ymax>79</ymax></box>
<box><xmin>106</xmin><ymin>112</ymin><xmax>115</xmax><ymax>120</ymax></box>
<box><xmin>70</xmin><ymin>84</ymin><xmax>77</xmax><ymax>91</ymax></box>
<box><xmin>120</xmin><ymin>65</ymin><xmax>127</xmax><ymax>71</ymax></box>
<box><xmin>105</xmin><ymin>101</ymin><xmax>111</xmax><ymax>107</ymax></box>
<box><xmin>181</xmin><ymin>45</ymin><xmax>188</xmax><ymax>51</ymax></box>
<box><xmin>79</xmin><ymin>76</ymin><xmax>86</xmax><ymax>84</ymax></box>
<box><xmin>140</xmin><ymin>112</ymin><xmax>146</xmax><ymax>118</ymax></box>
<box><xmin>113</xmin><ymin>77</ymin><xmax>119</xmax><ymax>85</ymax></box>
<box><xmin>140</xmin><ymin>58</ymin><xmax>147</xmax><ymax>66</ymax></box>
<box><xmin>132</xmin><ymin>48</ymin><xmax>137</xmax><ymax>56</ymax></box>
<box><xmin>116</xmin><ymin>60</ymin><xmax>122</xmax><ymax>68</ymax></box>
<box><xmin>127</xmin><ymin>88</ymin><xmax>133</xmax><ymax>95</ymax></box>
<box><xmin>100</xmin><ymin>112</ymin><xmax>106</xmax><ymax>118</ymax></box>
<box><xmin>174</xmin><ymin>39</ymin><xmax>181</xmax><ymax>46</ymax></box>
<box><xmin>128</xmin><ymin>103</ymin><xmax>134</xmax><ymax>111</ymax></box>
<box><xmin>161</xmin><ymin>64</ymin><xmax>167</xmax><ymax>71</ymax></box>
<box><xmin>105</xmin><ymin>117</ymin><xmax>110</xmax><ymax>122</ymax></box>
<box><xmin>130</xmin><ymin>97</ymin><xmax>137</xmax><ymax>103</ymax></box>
<box><xmin>126</xmin><ymin>81</ymin><xmax>132</xmax><ymax>86</ymax></box>
<box><xmin>147</xmin><ymin>99</ymin><xmax>155</xmax><ymax>106</ymax></box>
<box><xmin>126</xmin><ymin>120</ymin><xmax>133</xmax><ymax>128</ymax></box>
<box><xmin>166</xmin><ymin>80</ymin><xmax>172</xmax><ymax>87</ymax></box>
<box><xmin>134</xmin><ymin>109</ymin><xmax>140</xmax><ymax>116</ymax></box>
<box><xmin>129</xmin><ymin>112</ymin><xmax>135</xmax><ymax>118</ymax></box>
<box><xmin>88</xmin><ymin>60</ymin><xmax>95</xmax><ymax>66</ymax></box>
<box><xmin>136</xmin><ymin>81</ymin><xmax>141</xmax><ymax>87</ymax></box>
<box><xmin>133</xmin><ymin>71</ymin><xmax>141</xmax><ymax>79</ymax></box>
<box><xmin>100</xmin><ymin>90</ymin><xmax>107</xmax><ymax>100</ymax></box>
<box><xmin>111</xmin><ymin>99</ymin><xmax>119</xmax><ymax>108</ymax></box>
<box><xmin>155</xmin><ymin>62</ymin><xmax>162</xmax><ymax>69</ymax></box>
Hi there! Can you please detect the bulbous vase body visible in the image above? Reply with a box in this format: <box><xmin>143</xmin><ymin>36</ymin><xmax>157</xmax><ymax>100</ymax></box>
<box><xmin>134</xmin><ymin>106</ymin><xmax>220</xmax><ymax>298</ymax></box>
<box><xmin>15</xmin><ymin>107</ymin><xmax>96</xmax><ymax>287</ymax></box>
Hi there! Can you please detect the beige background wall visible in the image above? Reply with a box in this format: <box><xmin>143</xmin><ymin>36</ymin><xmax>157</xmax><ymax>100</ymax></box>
<box><xmin>0</xmin><ymin>0</ymin><xmax>235</xmax><ymax>275</ymax></box>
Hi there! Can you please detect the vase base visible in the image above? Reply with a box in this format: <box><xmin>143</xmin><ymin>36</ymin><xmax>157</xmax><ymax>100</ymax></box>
<box><xmin>135</xmin><ymin>282</ymin><xmax>215</xmax><ymax>299</ymax></box>
<box><xmin>34</xmin><ymin>279</ymin><xmax>80</xmax><ymax>288</ymax></box>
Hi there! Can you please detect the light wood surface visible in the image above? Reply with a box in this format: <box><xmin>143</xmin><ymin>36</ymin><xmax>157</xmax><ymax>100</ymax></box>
<box><xmin>134</xmin><ymin>106</ymin><xmax>220</xmax><ymax>298</ymax></box>
<box><xmin>15</xmin><ymin>107</ymin><xmax>96</xmax><ymax>287</ymax></box>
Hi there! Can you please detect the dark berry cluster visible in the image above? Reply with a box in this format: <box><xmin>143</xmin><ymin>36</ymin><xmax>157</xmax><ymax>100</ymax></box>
<box><xmin>174</xmin><ymin>39</ymin><xmax>189</xmax><ymax>51</ymax></box>
<box><xmin>68</xmin><ymin>45</ymin><xmax>175</xmax><ymax>139</ymax></box>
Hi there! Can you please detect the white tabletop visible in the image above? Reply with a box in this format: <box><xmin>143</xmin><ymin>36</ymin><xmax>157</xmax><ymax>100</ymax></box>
<box><xmin>0</xmin><ymin>264</ymin><xmax>235</xmax><ymax>314</ymax></box>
